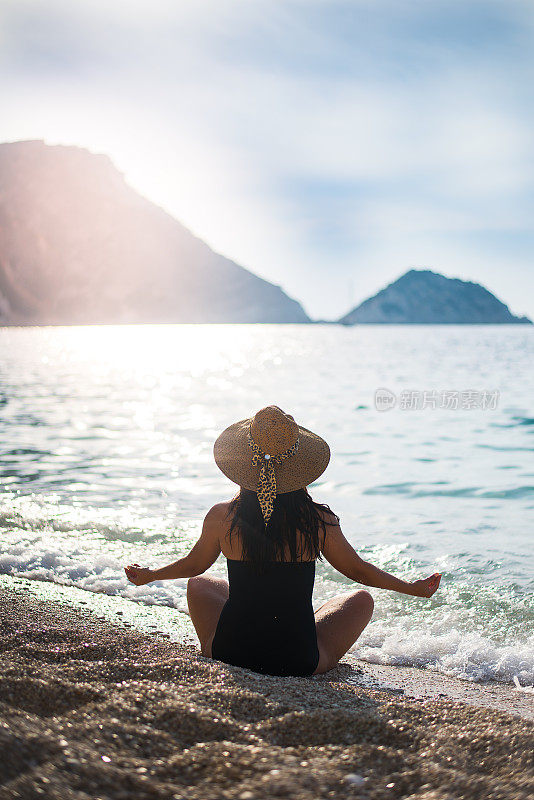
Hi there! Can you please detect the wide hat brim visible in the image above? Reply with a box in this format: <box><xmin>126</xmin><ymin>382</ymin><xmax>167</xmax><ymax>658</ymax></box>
<box><xmin>213</xmin><ymin>417</ymin><xmax>330</xmax><ymax>493</ymax></box>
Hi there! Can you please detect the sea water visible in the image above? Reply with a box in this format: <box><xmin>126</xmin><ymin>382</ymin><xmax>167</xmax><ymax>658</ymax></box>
<box><xmin>0</xmin><ymin>324</ymin><xmax>532</xmax><ymax>686</ymax></box>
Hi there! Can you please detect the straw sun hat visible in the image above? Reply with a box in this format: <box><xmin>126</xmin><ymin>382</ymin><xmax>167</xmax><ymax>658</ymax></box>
<box><xmin>213</xmin><ymin>405</ymin><xmax>330</xmax><ymax>523</ymax></box>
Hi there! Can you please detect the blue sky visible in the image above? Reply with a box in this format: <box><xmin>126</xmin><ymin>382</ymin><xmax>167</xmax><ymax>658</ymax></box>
<box><xmin>1</xmin><ymin>0</ymin><xmax>533</xmax><ymax>319</ymax></box>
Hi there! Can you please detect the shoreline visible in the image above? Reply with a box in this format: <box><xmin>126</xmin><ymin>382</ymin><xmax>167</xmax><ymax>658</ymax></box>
<box><xmin>1</xmin><ymin>585</ymin><xmax>532</xmax><ymax>799</ymax></box>
<box><xmin>347</xmin><ymin>660</ymin><xmax>534</xmax><ymax>721</ymax></box>
<box><xmin>3</xmin><ymin>574</ymin><xmax>532</xmax><ymax>721</ymax></box>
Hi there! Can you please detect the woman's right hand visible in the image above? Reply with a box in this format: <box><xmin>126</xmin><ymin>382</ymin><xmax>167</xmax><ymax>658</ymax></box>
<box><xmin>409</xmin><ymin>572</ymin><xmax>441</xmax><ymax>597</ymax></box>
<box><xmin>124</xmin><ymin>563</ymin><xmax>153</xmax><ymax>586</ymax></box>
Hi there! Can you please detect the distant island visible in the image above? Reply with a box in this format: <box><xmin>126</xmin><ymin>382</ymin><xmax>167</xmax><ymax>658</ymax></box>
<box><xmin>339</xmin><ymin>269</ymin><xmax>532</xmax><ymax>325</ymax></box>
<box><xmin>0</xmin><ymin>140</ymin><xmax>309</xmax><ymax>324</ymax></box>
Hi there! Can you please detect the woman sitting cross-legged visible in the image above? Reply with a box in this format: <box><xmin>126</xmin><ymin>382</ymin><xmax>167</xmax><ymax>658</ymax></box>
<box><xmin>125</xmin><ymin>406</ymin><xmax>441</xmax><ymax>677</ymax></box>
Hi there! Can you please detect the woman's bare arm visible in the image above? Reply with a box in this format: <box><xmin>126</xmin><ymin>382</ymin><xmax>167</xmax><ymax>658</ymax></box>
<box><xmin>124</xmin><ymin>505</ymin><xmax>223</xmax><ymax>586</ymax></box>
<box><xmin>321</xmin><ymin>515</ymin><xmax>441</xmax><ymax>598</ymax></box>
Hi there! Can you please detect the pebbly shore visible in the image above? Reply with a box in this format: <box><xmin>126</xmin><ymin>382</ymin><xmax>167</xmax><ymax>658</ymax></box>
<box><xmin>0</xmin><ymin>587</ymin><xmax>532</xmax><ymax>800</ymax></box>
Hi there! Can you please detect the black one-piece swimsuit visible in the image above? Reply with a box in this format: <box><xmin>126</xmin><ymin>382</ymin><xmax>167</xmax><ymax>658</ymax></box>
<box><xmin>211</xmin><ymin>558</ymin><xmax>320</xmax><ymax>677</ymax></box>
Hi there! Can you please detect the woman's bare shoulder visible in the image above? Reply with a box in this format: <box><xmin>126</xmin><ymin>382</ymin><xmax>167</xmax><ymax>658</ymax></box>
<box><xmin>204</xmin><ymin>500</ymin><xmax>234</xmax><ymax>523</ymax></box>
<box><xmin>316</xmin><ymin>504</ymin><xmax>340</xmax><ymax>526</ymax></box>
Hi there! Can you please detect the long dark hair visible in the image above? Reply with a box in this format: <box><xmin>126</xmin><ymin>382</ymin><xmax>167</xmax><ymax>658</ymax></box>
<box><xmin>225</xmin><ymin>486</ymin><xmax>339</xmax><ymax>569</ymax></box>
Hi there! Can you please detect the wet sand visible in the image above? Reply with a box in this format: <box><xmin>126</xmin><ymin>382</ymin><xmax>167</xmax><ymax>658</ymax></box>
<box><xmin>1</xmin><ymin>587</ymin><xmax>532</xmax><ymax>800</ymax></box>
<box><xmin>345</xmin><ymin>660</ymin><xmax>534</xmax><ymax>722</ymax></box>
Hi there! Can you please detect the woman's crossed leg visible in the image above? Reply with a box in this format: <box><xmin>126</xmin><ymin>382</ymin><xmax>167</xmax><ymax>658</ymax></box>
<box><xmin>313</xmin><ymin>589</ymin><xmax>374</xmax><ymax>674</ymax></box>
<box><xmin>187</xmin><ymin>575</ymin><xmax>229</xmax><ymax>657</ymax></box>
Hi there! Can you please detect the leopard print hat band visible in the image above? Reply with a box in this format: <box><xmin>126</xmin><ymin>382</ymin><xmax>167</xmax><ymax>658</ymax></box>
<box><xmin>247</xmin><ymin>428</ymin><xmax>300</xmax><ymax>524</ymax></box>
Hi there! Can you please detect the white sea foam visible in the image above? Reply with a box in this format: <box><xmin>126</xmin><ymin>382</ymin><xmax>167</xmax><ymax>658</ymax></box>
<box><xmin>355</xmin><ymin>616</ymin><xmax>534</xmax><ymax>685</ymax></box>
<box><xmin>0</xmin><ymin>543</ymin><xmax>189</xmax><ymax>613</ymax></box>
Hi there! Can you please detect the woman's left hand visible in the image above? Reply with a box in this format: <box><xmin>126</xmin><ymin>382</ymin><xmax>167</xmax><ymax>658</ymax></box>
<box><xmin>409</xmin><ymin>572</ymin><xmax>442</xmax><ymax>597</ymax></box>
<box><xmin>124</xmin><ymin>563</ymin><xmax>153</xmax><ymax>586</ymax></box>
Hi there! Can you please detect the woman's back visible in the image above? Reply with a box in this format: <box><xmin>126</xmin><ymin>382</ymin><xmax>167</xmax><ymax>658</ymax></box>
<box><xmin>225</xmin><ymin>556</ymin><xmax>315</xmax><ymax>609</ymax></box>
<box><xmin>219</xmin><ymin>504</ymin><xmax>320</xmax><ymax>563</ymax></box>
<box><xmin>211</xmin><ymin>556</ymin><xmax>320</xmax><ymax>676</ymax></box>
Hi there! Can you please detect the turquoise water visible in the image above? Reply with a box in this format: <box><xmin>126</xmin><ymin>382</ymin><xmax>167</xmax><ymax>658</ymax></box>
<box><xmin>0</xmin><ymin>324</ymin><xmax>532</xmax><ymax>685</ymax></box>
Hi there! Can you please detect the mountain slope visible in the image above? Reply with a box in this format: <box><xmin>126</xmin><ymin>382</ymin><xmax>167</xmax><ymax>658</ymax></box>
<box><xmin>0</xmin><ymin>140</ymin><xmax>309</xmax><ymax>324</ymax></box>
<box><xmin>339</xmin><ymin>269</ymin><xmax>531</xmax><ymax>325</ymax></box>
